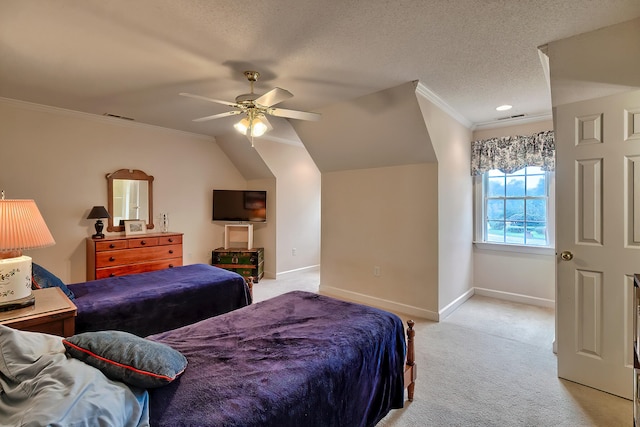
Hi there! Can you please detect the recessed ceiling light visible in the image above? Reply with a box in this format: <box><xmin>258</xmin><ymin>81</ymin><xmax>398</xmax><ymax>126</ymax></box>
<box><xmin>496</xmin><ymin>104</ymin><xmax>513</xmax><ymax>111</ymax></box>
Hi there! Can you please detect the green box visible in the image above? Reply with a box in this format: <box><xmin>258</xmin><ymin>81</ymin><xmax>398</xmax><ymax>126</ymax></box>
<box><xmin>212</xmin><ymin>247</ymin><xmax>264</xmax><ymax>282</ymax></box>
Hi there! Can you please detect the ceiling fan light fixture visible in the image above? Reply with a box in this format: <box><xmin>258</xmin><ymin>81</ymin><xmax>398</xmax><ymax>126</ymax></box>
<box><xmin>234</xmin><ymin>116</ymin><xmax>268</xmax><ymax>137</ymax></box>
<box><xmin>496</xmin><ymin>104</ymin><xmax>513</xmax><ymax>111</ymax></box>
<box><xmin>182</xmin><ymin>70</ymin><xmax>319</xmax><ymax>144</ymax></box>
<box><xmin>233</xmin><ymin>117</ymin><xmax>249</xmax><ymax>134</ymax></box>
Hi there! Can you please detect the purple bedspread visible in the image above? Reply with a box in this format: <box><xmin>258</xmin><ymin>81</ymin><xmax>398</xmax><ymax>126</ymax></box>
<box><xmin>147</xmin><ymin>291</ymin><xmax>405</xmax><ymax>427</ymax></box>
<box><xmin>68</xmin><ymin>264</ymin><xmax>251</xmax><ymax>337</ymax></box>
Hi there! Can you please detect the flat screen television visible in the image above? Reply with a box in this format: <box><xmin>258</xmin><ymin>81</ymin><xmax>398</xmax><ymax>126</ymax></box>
<box><xmin>212</xmin><ymin>190</ymin><xmax>267</xmax><ymax>222</ymax></box>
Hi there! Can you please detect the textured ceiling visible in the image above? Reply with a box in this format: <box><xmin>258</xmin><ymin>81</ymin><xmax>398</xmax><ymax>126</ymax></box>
<box><xmin>1</xmin><ymin>0</ymin><xmax>639</xmax><ymax>141</ymax></box>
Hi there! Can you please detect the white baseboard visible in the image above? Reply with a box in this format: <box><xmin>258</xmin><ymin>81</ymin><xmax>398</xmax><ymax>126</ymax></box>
<box><xmin>439</xmin><ymin>288</ymin><xmax>475</xmax><ymax>320</ymax></box>
<box><xmin>275</xmin><ymin>264</ymin><xmax>320</xmax><ymax>277</ymax></box>
<box><xmin>320</xmin><ymin>285</ymin><xmax>439</xmax><ymax>321</ymax></box>
<box><xmin>318</xmin><ymin>285</ymin><xmax>554</xmax><ymax>322</ymax></box>
<box><xmin>473</xmin><ymin>287</ymin><xmax>555</xmax><ymax>308</ymax></box>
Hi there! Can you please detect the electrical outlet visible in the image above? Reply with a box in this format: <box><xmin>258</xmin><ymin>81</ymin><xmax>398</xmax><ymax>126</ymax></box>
<box><xmin>373</xmin><ymin>266</ymin><xmax>381</xmax><ymax>277</ymax></box>
<box><xmin>292</xmin><ymin>248</ymin><xmax>297</xmax><ymax>256</ymax></box>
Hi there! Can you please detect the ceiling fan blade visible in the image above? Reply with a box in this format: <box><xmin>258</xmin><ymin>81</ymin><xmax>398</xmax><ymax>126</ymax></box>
<box><xmin>180</xmin><ymin>92</ymin><xmax>239</xmax><ymax>108</ymax></box>
<box><xmin>268</xmin><ymin>107</ymin><xmax>321</xmax><ymax>121</ymax></box>
<box><xmin>193</xmin><ymin>110</ymin><xmax>243</xmax><ymax>122</ymax></box>
<box><xmin>254</xmin><ymin>87</ymin><xmax>293</xmax><ymax>107</ymax></box>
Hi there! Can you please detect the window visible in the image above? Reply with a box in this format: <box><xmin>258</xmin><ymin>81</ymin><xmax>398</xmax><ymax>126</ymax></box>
<box><xmin>471</xmin><ymin>130</ymin><xmax>555</xmax><ymax>250</ymax></box>
<box><xmin>479</xmin><ymin>166</ymin><xmax>552</xmax><ymax>247</ymax></box>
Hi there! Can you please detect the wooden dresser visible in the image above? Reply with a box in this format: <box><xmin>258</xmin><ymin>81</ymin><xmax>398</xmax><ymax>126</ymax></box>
<box><xmin>86</xmin><ymin>232</ymin><xmax>183</xmax><ymax>280</ymax></box>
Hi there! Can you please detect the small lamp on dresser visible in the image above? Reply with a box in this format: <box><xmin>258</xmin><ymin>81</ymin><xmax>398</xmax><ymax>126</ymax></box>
<box><xmin>0</xmin><ymin>193</ymin><xmax>56</xmax><ymax>311</ymax></box>
<box><xmin>87</xmin><ymin>206</ymin><xmax>110</xmax><ymax>239</ymax></box>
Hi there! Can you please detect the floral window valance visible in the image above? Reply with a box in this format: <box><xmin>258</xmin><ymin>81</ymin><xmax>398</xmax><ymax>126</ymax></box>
<box><xmin>470</xmin><ymin>130</ymin><xmax>555</xmax><ymax>176</ymax></box>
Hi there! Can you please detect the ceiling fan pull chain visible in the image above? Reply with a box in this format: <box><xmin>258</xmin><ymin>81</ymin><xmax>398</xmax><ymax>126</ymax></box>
<box><xmin>249</xmin><ymin>114</ymin><xmax>255</xmax><ymax>147</ymax></box>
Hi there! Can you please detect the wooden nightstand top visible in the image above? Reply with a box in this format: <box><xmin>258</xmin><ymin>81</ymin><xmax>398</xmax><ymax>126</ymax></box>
<box><xmin>0</xmin><ymin>287</ymin><xmax>77</xmax><ymax>336</ymax></box>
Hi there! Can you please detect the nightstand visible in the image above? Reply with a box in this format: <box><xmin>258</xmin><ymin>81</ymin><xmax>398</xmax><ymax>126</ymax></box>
<box><xmin>0</xmin><ymin>287</ymin><xmax>77</xmax><ymax>337</ymax></box>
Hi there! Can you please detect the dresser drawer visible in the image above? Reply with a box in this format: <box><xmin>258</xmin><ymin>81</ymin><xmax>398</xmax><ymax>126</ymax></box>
<box><xmin>95</xmin><ymin>258</ymin><xmax>183</xmax><ymax>279</ymax></box>
<box><xmin>96</xmin><ymin>244</ymin><xmax>182</xmax><ymax>268</ymax></box>
<box><xmin>159</xmin><ymin>235</ymin><xmax>182</xmax><ymax>245</ymax></box>
<box><xmin>95</xmin><ymin>240</ymin><xmax>128</xmax><ymax>251</ymax></box>
<box><xmin>127</xmin><ymin>237</ymin><xmax>159</xmax><ymax>248</ymax></box>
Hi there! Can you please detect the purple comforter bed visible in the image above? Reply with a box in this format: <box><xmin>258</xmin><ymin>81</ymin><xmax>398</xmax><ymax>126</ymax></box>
<box><xmin>68</xmin><ymin>264</ymin><xmax>251</xmax><ymax>337</ymax></box>
<box><xmin>147</xmin><ymin>291</ymin><xmax>406</xmax><ymax>427</ymax></box>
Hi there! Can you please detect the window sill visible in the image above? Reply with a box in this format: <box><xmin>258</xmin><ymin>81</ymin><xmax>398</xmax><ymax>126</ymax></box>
<box><xmin>473</xmin><ymin>242</ymin><xmax>556</xmax><ymax>256</ymax></box>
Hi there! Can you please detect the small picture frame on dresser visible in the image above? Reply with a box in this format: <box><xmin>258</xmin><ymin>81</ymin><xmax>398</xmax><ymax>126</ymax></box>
<box><xmin>124</xmin><ymin>220</ymin><xmax>146</xmax><ymax>236</ymax></box>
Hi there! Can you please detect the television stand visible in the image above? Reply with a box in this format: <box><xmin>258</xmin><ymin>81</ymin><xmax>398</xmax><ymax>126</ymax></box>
<box><xmin>224</xmin><ymin>224</ymin><xmax>253</xmax><ymax>249</ymax></box>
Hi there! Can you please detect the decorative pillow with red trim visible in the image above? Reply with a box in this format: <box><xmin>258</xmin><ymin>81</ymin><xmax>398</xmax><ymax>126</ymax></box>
<box><xmin>63</xmin><ymin>330</ymin><xmax>187</xmax><ymax>389</ymax></box>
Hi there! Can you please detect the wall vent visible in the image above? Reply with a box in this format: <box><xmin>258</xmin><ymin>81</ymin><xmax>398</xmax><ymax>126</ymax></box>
<box><xmin>103</xmin><ymin>113</ymin><xmax>135</xmax><ymax>121</ymax></box>
<box><xmin>497</xmin><ymin>114</ymin><xmax>525</xmax><ymax>121</ymax></box>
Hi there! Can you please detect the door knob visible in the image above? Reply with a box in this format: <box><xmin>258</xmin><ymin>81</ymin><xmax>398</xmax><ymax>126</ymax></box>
<box><xmin>560</xmin><ymin>251</ymin><xmax>573</xmax><ymax>261</ymax></box>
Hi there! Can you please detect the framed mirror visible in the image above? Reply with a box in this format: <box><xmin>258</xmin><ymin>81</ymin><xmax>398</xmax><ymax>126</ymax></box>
<box><xmin>106</xmin><ymin>169</ymin><xmax>154</xmax><ymax>232</ymax></box>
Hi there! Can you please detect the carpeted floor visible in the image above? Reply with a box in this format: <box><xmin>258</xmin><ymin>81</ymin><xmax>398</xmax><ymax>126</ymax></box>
<box><xmin>253</xmin><ymin>268</ymin><xmax>633</xmax><ymax>427</ymax></box>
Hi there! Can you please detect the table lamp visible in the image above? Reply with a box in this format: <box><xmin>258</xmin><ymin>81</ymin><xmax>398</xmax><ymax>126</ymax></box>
<box><xmin>0</xmin><ymin>196</ymin><xmax>56</xmax><ymax>311</ymax></box>
<box><xmin>87</xmin><ymin>206</ymin><xmax>110</xmax><ymax>239</ymax></box>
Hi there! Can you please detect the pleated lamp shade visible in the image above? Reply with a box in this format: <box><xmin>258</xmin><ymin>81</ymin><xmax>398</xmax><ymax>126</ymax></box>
<box><xmin>0</xmin><ymin>199</ymin><xmax>55</xmax><ymax>254</ymax></box>
<box><xmin>0</xmin><ymin>199</ymin><xmax>55</xmax><ymax>310</ymax></box>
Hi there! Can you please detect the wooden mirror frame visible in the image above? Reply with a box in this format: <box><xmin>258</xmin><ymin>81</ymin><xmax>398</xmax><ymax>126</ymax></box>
<box><xmin>106</xmin><ymin>169</ymin><xmax>154</xmax><ymax>232</ymax></box>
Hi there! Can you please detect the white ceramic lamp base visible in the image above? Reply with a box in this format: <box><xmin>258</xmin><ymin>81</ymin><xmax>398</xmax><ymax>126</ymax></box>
<box><xmin>0</xmin><ymin>255</ymin><xmax>35</xmax><ymax>311</ymax></box>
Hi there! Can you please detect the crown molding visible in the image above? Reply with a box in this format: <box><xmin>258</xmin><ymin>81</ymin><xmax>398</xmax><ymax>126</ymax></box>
<box><xmin>415</xmin><ymin>82</ymin><xmax>473</xmax><ymax>129</ymax></box>
<box><xmin>414</xmin><ymin>81</ymin><xmax>554</xmax><ymax>131</ymax></box>
<box><xmin>537</xmin><ymin>44</ymin><xmax>551</xmax><ymax>92</ymax></box>
<box><xmin>0</xmin><ymin>97</ymin><xmax>216</xmax><ymax>142</ymax></box>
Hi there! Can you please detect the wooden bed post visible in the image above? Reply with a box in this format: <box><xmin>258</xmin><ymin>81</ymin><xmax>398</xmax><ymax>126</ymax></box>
<box><xmin>404</xmin><ymin>320</ymin><xmax>417</xmax><ymax>401</ymax></box>
<box><xmin>246</xmin><ymin>277</ymin><xmax>254</xmax><ymax>299</ymax></box>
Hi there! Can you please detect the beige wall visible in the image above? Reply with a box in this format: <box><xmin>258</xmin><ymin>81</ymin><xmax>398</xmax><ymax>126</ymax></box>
<box><xmin>473</xmin><ymin>248</ymin><xmax>555</xmax><ymax>304</ymax></box>
<box><xmin>246</xmin><ymin>177</ymin><xmax>276</xmax><ymax>278</ymax></box>
<box><xmin>417</xmin><ymin>94</ymin><xmax>474</xmax><ymax>314</ymax></box>
<box><xmin>471</xmin><ymin>119</ymin><xmax>556</xmax><ymax>306</ymax></box>
<box><xmin>1</xmin><ymin>94</ymin><xmax>557</xmax><ymax>311</ymax></box>
<box><xmin>254</xmin><ymin>140</ymin><xmax>321</xmax><ymax>276</ymax></box>
<box><xmin>0</xmin><ymin>99</ymin><xmax>248</xmax><ymax>283</ymax></box>
<box><xmin>320</xmin><ymin>163</ymin><xmax>440</xmax><ymax>319</ymax></box>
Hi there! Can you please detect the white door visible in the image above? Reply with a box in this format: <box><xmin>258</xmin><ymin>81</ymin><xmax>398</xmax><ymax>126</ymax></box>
<box><xmin>556</xmin><ymin>89</ymin><xmax>640</xmax><ymax>399</ymax></box>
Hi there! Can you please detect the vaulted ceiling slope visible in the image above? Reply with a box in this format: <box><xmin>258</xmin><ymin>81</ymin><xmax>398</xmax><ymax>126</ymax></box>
<box><xmin>546</xmin><ymin>17</ymin><xmax>640</xmax><ymax>107</ymax></box>
<box><xmin>294</xmin><ymin>82</ymin><xmax>436</xmax><ymax>173</ymax></box>
<box><xmin>215</xmin><ymin>131</ymin><xmax>275</xmax><ymax>180</ymax></box>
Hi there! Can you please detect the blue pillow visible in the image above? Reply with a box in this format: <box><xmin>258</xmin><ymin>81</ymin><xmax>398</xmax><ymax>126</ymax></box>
<box><xmin>63</xmin><ymin>330</ymin><xmax>187</xmax><ymax>389</ymax></box>
<box><xmin>31</xmin><ymin>263</ymin><xmax>75</xmax><ymax>300</ymax></box>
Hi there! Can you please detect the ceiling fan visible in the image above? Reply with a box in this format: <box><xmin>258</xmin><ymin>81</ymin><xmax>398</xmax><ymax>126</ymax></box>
<box><xmin>180</xmin><ymin>71</ymin><xmax>321</xmax><ymax>146</ymax></box>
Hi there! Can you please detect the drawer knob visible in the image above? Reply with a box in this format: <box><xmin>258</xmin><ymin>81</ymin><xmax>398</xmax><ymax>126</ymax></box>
<box><xmin>109</xmin><ymin>244</ymin><xmax>115</xmax><ymax>248</ymax></box>
<box><xmin>169</xmin><ymin>264</ymin><xmax>174</xmax><ymax>268</ymax></box>
<box><xmin>141</xmin><ymin>240</ymin><xmax>146</xmax><ymax>245</ymax></box>
<box><xmin>109</xmin><ymin>256</ymin><xmax>115</xmax><ymax>262</ymax></box>
<box><xmin>168</xmin><ymin>238</ymin><xmax>174</xmax><ymax>243</ymax></box>
<box><xmin>169</xmin><ymin>250</ymin><xmax>174</xmax><ymax>254</ymax></box>
<box><xmin>109</xmin><ymin>273</ymin><xmax>116</xmax><ymax>277</ymax></box>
